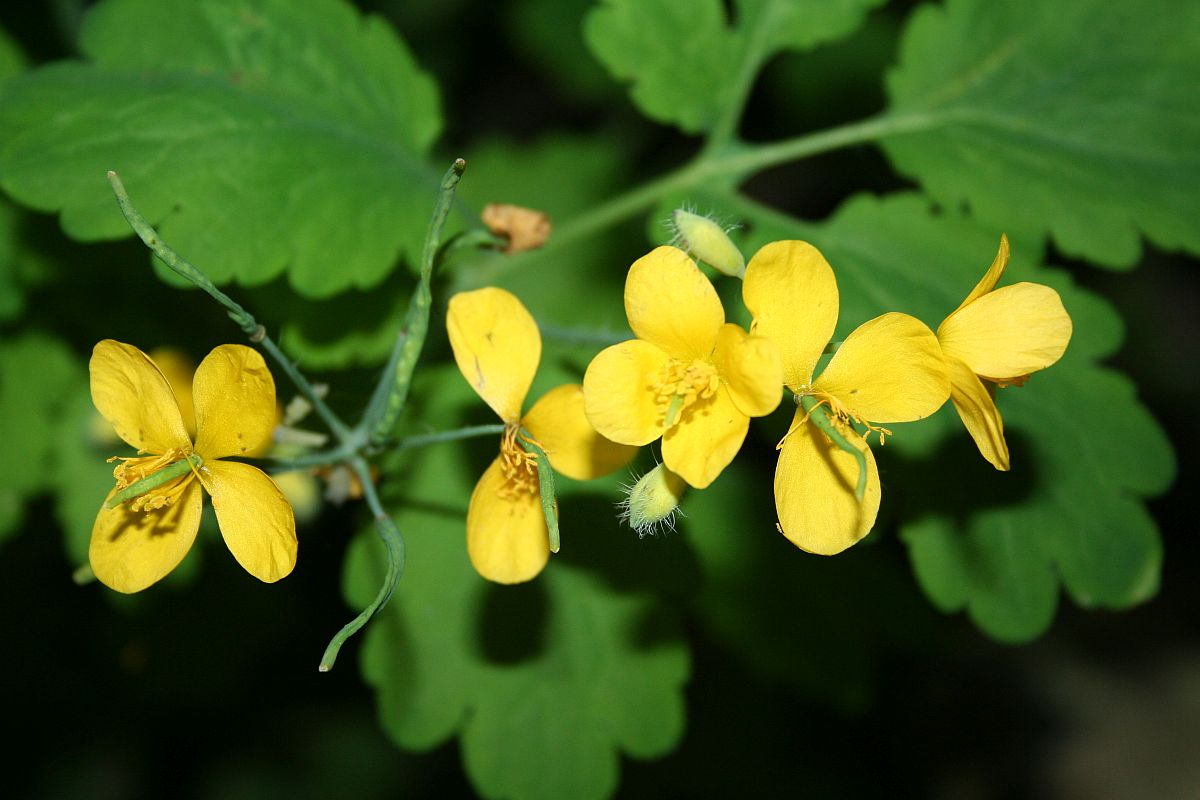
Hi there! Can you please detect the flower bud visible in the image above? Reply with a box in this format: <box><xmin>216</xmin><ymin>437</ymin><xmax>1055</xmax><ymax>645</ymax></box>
<box><xmin>619</xmin><ymin>464</ymin><xmax>687</xmax><ymax>537</ymax></box>
<box><xmin>671</xmin><ymin>209</ymin><xmax>745</xmax><ymax>278</ymax></box>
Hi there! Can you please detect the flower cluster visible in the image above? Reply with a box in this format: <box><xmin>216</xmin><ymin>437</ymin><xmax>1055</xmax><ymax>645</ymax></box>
<box><xmin>449</xmin><ymin>228</ymin><xmax>1071</xmax><ymax>580</ymax></box>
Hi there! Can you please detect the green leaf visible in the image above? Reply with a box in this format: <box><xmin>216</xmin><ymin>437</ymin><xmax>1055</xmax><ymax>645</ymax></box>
<box><xmin>683</xmin><ymin>456</ymin><xmax>939</xmax><ymax>709</ymax></box>
<box><xmin>584</xmin><ymin>0</ymin><xmax>885</xmax><ymax>134</ymax></box>
<box><xmin>344</xmin><ymin>369</ymin><xmax>688</xmax><ymax>800</ymax></box>
<box><xmin>0</xmin><ymin>199</ymin><xmax>29</xmax><ymax>321</ymax></box>
<box><xmin>244</xmin><ymin>269</ymin><xmax>414</xmax><ymax>370</ymax></box>
<box><xmin>53</xmin><ymin>388</ymin><xmax>120</xmax><ymax>566</ymax></box>
<box><xmin>0</xmin><ymin>0</ymin><xmax>442</xmax><ymax>297</ymax></box>
<box><xmin>679</xmin><ymin>189</ymin><xmax>1174</xmax><ymax>641</ymax></box>
<box><xmin>0</xmin><ymin>24</ymin><xmax>26</xmax><ymax>80</ymax></box>
<box><xmin>507</xmin><ymin>0</ymin><xmax>616</xmax><ymax>103</ymax></box>
<box><xmin>882</xmin><ymin>0</ymin><xmax>1200</xmax><ymax>268</ymax></box>
<box><xmin>0</xmin><ymin>334</ymin><xmax>81</xmax><ymax>543</ymax></box>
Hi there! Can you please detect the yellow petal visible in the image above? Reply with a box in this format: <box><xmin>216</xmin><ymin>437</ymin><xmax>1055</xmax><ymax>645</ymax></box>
<box><xmin>813</xmin><ymin>312</ymin><xmax>950</xmax><ymax>423</ymax></box>
<box><xmin>951</xmin><ymin>234</ymin><xmax>1010</xmax><ymax>314</ymax></box>
<box><xmin>774</xmin><ymin>410</ymin><xmax>881</xmax><ymax>555</ymax></box>
<box><xmin>149</xmin><ymin>347</ymin><xmax>197</xmax><ymax>438</ymax></box>
<box><xmin>90</xmin><ymin>340</ymin><xmax>191</xmax><ymax>454</ymax></box>
<box><xmin>206</xmin><ymin>460</ymin><xmax>297</xmax><ymax>583</ymax></box>
<box><xmin>522</xmin><ymin>384</ymin><xmax>636</xmax><ymax>481</ymax></box>
<box><xmin>742</xmin><ymin>240</ymin><xmax>839</xmax><ymax>389</ymax></box>
<box><xmin>447</xmin><ymin>287</ymin><xmax>541</xmax><ymax>423</ymax></box>
<box><xmin>192</xmin><ymin>345</ymin><xmax>277</xmax><ymax>460</ymax></box>
<box><xmin>583</xmin><ymin>339</ymin><xmax>670</xmax><ymax>446</ymax></box>
<box><xmin>711</xmin><ymin>323</ymin><xmax>782</xmax><ymax>418</ymax></box>
<box><xmin>661</xmin><ymin>386</ymin><xmax>748</xmax><ymax>489</ymax></box>
<box><xmin>89</xmin><ymin>478</ymin><xmax>203</xmax><ymax>593</ymax></box>
<box><xmin>945</xmin><ymin>355</ymin><xmax>1010</xmax><ymax>471</ymax></box>
<box><xmin>466</xmin><ymin>457</ymin><xmax>549</xmax><ymax>584</ymax></box>
<box><xmin>937</xmin><ymin>282</ymin><xmax>1072</xmax><ymax>381</ymax></box>
<box><xmin>625</xmin><ymin>246</ymin><xmax>724</xmax><ymax>360</ymax></box>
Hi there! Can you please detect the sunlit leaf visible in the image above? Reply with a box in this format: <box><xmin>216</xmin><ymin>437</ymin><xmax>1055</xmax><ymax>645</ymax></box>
<box><xmin>0</xmin><ymin>0</ymin><xmax>442</xmax><ymax>297</ymax></box>
<box><xmin>882</xmin><ymin>0</ymin><xmax>1200</xmax><ymax>267</ymax></box>
<box><xmin>585</xmin><ymin>0</ymin><xmax>885</xmax><ymax>134</ymax></box>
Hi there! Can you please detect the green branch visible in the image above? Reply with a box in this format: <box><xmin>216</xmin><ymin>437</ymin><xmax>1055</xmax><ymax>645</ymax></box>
<box><xmin>455</xmin><ymin>111</ymin><xmax>940</xmax><ymax>290</ymax></box>
<box><xmin>395</xmin><ymin>423</ymin><xmax>506</xmax><ymax>451</ymax></box>
<box><xmin>363</xmin><ymin>159</ymin><xmax>467</xmax><ymax>446</ymax></box>
<box><xmin>318</xmin><ymin>456</ymin><xmax>406</xmax><ymax>673</ymax></box>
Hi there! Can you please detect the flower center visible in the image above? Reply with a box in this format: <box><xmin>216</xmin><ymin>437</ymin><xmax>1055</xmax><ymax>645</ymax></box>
<box><xmin>106</xmin><ymin>447</ymin><xmax>205</xmax><ymax>512</ymax></box>
<box><xmin>497</xmin><ymin>425</ymin><xmax>541</xmax><ymax>499</ymax></box>
<box><xmin>654</xmin><ymin>358</ymin><xmax>719</xmax><ymax>428</ymax></box>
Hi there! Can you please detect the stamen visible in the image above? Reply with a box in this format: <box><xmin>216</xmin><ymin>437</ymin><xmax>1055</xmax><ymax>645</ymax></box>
<box><xmin>496</xmin><ymin>424</ymin><xmax>540</xmax><ymax>499</ymax></box>
<box><xmin>654</xmin><ymin>358</ymin><xmax>719</xmax><ymax>427</ymax></box>
<box><xmin>104</xmin><ymin>449</ymin><xmax>203</xmax><ymax>510</ymax></box>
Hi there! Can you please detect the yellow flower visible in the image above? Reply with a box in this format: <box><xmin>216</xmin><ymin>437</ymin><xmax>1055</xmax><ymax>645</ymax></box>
<box><xmin>937</xmin><ymin>235</ymin><xmax>1073</xmax><ymax>470</ymax></box>
<box><xmin>743</xmin><ymin>241</ymin><xmax>950</xmax><ymax>555</ymax></box>
<box><xmin>89</xmin><ymin>340</ymin><xmax>297</xmax><ymax>593</ymax></box>
<box><xmin>582</xmin><ymin>246</ymin><xmax>782</xmax><ymax>489</ymax></box>
<box><xmin>447</xmin><ymin>287</ymin><xmax>636</xmax><ymax>584</ymax></box>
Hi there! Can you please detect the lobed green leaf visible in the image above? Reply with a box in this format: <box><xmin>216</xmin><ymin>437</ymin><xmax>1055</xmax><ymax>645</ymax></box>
<box><xmin>882</xmin><ymin>0</ymin><xmax>1200</xmax><ymax>268</ymax></box>
<box><xmin>584</xmin><ymin>0</ymin><xmax>885</xmax><ymax>134</ymax></box>
<box><xmin>0</xmin><ymin>0</ymin><xmax>442</xmax><ymax>297</ymax></box>
<box><xmin>0</xmin><ymin>334</ymin><xmax>81</xmax><ymax>543</ymax></box>
<box><xmin>341</xmin><ymin>367</ymin><xmax>689</xmax><ymax>800</ymax></box>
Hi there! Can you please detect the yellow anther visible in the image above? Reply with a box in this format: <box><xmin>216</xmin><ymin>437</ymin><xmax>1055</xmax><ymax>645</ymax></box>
<box><xmin>654</xmin><ymin>358</ymin><xmax>719</xmax><ymax>427</ymax></box>
<box><xmin>497</xmin><ymin>424</ymin><xmax>541</xmax><ymax>499</ymax></box>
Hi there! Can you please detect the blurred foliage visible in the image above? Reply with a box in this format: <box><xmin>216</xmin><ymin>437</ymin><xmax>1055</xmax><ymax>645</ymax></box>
<box><xmin>0</xmin><ymin>0</ymin><xmax>1194</xmax><ymax>798</ymax></box>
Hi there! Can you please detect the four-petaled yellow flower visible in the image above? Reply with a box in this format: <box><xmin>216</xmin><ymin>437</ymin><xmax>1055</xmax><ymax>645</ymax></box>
<box><xmin>582</xmin><ymin>246</ymin><xmax>782</xmax><ymax>489</ymax></box>
<box><xmin>447</xmin><ymin>287</ymin><xmax>636</xmax><ymax>584</ymax></box>
<box><xmin>937</xmin><ymin>235</ymin><xmax>1073</xmax><ymax>470</ymax></box>
<box><xmin>90</xmin><ymin>340</ymin><xmax>297</xmax><ymax>593</ymax></box>
<box><xmin>743</xmin><ymin>241</ymin><xmax>951</xmax><ymax>555</ymax></box>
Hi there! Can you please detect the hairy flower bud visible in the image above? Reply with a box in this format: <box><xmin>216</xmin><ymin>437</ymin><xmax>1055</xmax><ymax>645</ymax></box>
<box><xmin>671</xmin><ymin>209</ymin><xmax>745</xmax><ymax>278</ymax></box>
<box><xmin>619</xmin><ymin>464</ymin><xmax>687</xmax><ymax>537</ymax></box>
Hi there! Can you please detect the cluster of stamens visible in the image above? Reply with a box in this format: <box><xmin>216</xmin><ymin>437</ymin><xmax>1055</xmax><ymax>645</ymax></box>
<box><xmin>497</xmin><ymin>425</ymin><xmax>541</xmax><ymax>499</ymax></box>
<box><xmin>108</xmin><ymin>447</ymin><xmax>199</xmax><ymax>512</ymax></box>
<box><xmin>653</xmin><ymin>358</ymin><xmax>719</xmax><ymax>427</ymax></box>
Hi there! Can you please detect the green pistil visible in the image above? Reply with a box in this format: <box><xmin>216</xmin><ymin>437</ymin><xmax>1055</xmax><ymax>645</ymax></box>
<box><xmin>104</xmin><ymin>453</ymin><xmax>203</xmax><ymax>509</ymax></box>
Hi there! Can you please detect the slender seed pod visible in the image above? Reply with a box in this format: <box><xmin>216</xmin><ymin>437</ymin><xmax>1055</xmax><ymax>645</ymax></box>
<box><xmin>104</xmin><ymin>454</ymin><xmax>203</xmax><ymax>509</ymax></box>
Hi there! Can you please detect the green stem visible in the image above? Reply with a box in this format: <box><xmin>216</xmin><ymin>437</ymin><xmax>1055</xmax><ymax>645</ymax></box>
<box><xmin>363</xmin><ymin>159</ymin><xmax>467</xmax><ymax>446</ymax></box>
<box><xmin>798</xmin><ymin>395</ymin><xmax>867</xmax><ymax>501</ymax></box>
<box><xmin>106</xmin><ymin>171</ymin><xmax>352</xmax><ymax>443</ymax></box>
<box><xmin>519</xmin><ymin>430</ymin><xmax>560</xmax><ymax>554</ymax></box>
<box><xmin>456</xmin><ymin>112</ymin><xmax>939</xmax><ymax>289</ymax></box>
<box><xmin>537</xmin><ymin>322</ymin><xmax>631</xmax><ymax>348</ymax></box>
<box><xmin>268</xmin><ymin>442</ymin><xmax>359</xmax><ymax>472</ymax></box>
<box><xmin>395</xmin><ymin>423</ymin><xmax>506</xmax><ymax>451</ymax></box>
<box><xmin>318</xmin><ymin>456</ymin><xmax>406</xmax><ymax>673</ymax></box>
<box><xmin>703</xmin><ymin>1</ymin><xmax>778</xmax><ymax>154</ymax></box>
